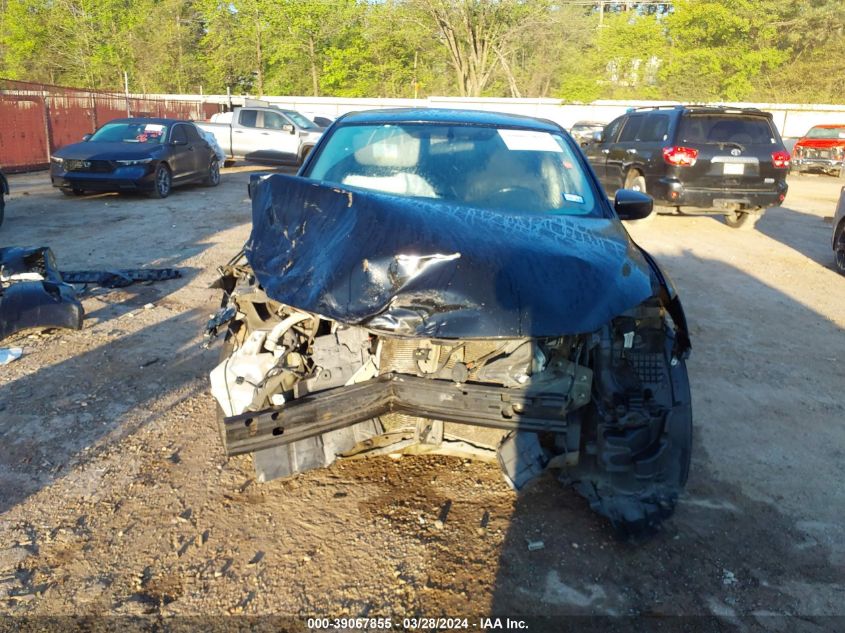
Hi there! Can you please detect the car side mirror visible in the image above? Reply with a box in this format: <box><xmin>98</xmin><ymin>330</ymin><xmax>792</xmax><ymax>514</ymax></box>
<box><xmin>592</xmin><ymin>130</ymin><xmax>604</xmax><ymax>143</ymax></box>
<box><xmin>282</xmin><ymin>124</ymin><xmax>295</xmax><ymax>134</ymax></box>
<box><xmin>614</xmin><ymin>189</ymin><xmax>653</xmax><ymax>221</ymax></box>
<box><xmin>82</xmin><ymin>134</ymin><xmax>92</xmax><ymax>141</ymax></box>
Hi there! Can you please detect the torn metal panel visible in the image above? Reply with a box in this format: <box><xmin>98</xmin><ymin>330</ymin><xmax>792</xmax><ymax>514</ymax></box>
<box><xmin>246</xmin><ymin>174</ymin><xmax>656</xmax><ymax>338</ymax></box>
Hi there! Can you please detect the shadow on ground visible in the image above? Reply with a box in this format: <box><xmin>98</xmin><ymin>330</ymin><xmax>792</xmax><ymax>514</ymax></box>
<box><xmin>485</xmin><ymin>249</ymin><xmax>844</xmax><ymax>630</ymax></box>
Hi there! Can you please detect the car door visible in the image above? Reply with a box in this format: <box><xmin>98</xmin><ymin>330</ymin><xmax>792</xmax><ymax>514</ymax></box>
<box><xmin>631</xmin><ymin>113</ymin><xmax>671</xmax><ymax>190</ymax></box>
<box><xmin>168</xmin><ymin>124</ymin><xmax>196</xmax><ymax>181</ymax></box>
<box><xmin>585</xmin><ymin>116</ymin><xmax>625</xmax><ymax>194</ymax></box>
<box><xmin>255</xmin><ymin>110</ymin><xmax>300</xmax><ymax>163</ymax></box>
<box><xmin>232</xmin><ymin>109</ymin><xmax>261</xmax><ymax>159</ymax></box>
<box><xmin>184</xmin><ymin>124</ymin><xmax>210</xmax><ymax>176</ymax></box>
<box><xmin>606</xmin><ymin>114</ymin><xmax>645</xmax><ymax>192</ymax></box>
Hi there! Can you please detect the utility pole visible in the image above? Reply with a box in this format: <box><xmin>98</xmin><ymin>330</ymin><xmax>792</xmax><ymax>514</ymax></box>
<box><xmin>124</xmin><ymin>71</ymin><xmax>130</xmax><ymax>117</ymax></box>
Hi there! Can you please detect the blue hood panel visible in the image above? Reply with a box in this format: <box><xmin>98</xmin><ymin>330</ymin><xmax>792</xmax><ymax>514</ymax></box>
<box><xmin>246</xmin><ymin>174</ymin><xmax>656</xmax><ymax>338</ymax></box>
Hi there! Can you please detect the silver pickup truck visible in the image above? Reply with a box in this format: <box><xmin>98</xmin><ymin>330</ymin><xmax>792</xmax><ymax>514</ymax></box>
<box><xmin>196</xmin><ymin>107</ymin><xmax>325</xmax><ymax>167</ymax></box>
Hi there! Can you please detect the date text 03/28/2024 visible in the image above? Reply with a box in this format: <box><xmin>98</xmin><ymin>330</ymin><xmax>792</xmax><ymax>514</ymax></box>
<box><xmin>306</xmin><ymin>617</ymin><xmax>529</xmax><ymax>629</ymax></box>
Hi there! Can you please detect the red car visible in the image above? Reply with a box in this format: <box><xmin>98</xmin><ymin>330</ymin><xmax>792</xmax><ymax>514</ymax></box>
<box><xmin>791</xmin><ymin>125</ymin><xmax>845</xmax><ymax>177</ymax></box>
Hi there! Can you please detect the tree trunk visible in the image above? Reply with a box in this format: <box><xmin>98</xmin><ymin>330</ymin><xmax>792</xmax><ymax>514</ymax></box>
<box><xmin>255</xmin><ymin>16</ymin><xmax>264</xmax><ymax>96</ymax></box>
<box><xmin>309</xmin><ymin>36</ymin><xmax>319</xmax><ymax>96</ymax></box>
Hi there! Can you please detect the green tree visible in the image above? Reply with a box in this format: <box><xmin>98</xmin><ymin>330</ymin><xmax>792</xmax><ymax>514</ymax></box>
<box><xmin>660</xmin><ymin>0</ymin><xmax>789</xmax><ymax>101</ymax></box>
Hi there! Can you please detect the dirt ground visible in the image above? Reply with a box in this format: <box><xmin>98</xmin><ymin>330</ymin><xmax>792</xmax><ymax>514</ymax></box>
<box><xmin>0</xmin><ymin>166</ymin><xmax>843</xmax><ymax>631</ymax></box>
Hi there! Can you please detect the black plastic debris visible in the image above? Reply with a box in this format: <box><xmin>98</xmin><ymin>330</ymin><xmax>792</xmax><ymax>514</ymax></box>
<box><xmin>1</xmin><ymin>245</ymin><xmax>181</xmax><ymax>341</ymax></box>
<box><xmin>0</xmin><ymin>246</ymin><xmax>83</xmax><ymax>341</ymax></box>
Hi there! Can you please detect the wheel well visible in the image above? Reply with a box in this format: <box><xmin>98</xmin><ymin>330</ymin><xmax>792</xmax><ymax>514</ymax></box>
<box><xmin>625</xmin><ymin>167</ymin><xmax>644</xmax><ymax>182</ymax></box>
<box><xmin>299</xmin><ymin>145</ymin><xmax>314</xmax><ymax>163</ymax></box>
<box><xmin>624</xmin><ymin>168</ymin><xmax>646</xmax><ymax>189</ymax></box>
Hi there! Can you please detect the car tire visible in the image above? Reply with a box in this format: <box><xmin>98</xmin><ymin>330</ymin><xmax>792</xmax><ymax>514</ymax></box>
<box><xmin>0</xmin><ymin>195</ymin><xmax>4</xmax><ymax>228</ymax></box>
<box><xmin>223</xmin><ymin>159</ymin><xmax>236</xmax><ymax>168</ymax></box>
<box><xmin>624</xmin><ymin>171</ymin><xmax>653</xmax><ymax>224</ymax></box>
<box><xmin>204</xmin><ymin>158</ymin><xmax>221</xmax><ymax>187</ymax></box>
<box><xmin>298</xmin><ymin>145</ymin><xmax>314</xmax><ymax>166</ymax></box>
<box><xmin>149</xmin><ymin>163</ymin><xmax>172</xmax><ymax>199</ymax></box>
<box><xmin>60</xmin><ymin>187</ymin><xmax>85</xmax><ymax>196</ymax></box>
<box><xmin>724</xmin><ymin>210</ymin><xmax>760</xmax><ymax>230</ymax></box>
<box><xmin>834</xmin><ymin>223</ymin><xmax>845</xmax><ymax>275</ymax></box>
<box><xmin>625</xmin><ymin>171</ymin><xmax>647</xmax><ymax>194</ymax></box>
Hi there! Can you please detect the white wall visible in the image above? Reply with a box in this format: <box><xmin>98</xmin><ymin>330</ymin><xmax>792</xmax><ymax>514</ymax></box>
<box><xmin>154</xmin><ymin>93</ymin><xmax>845</xmax><ymax>139</ymax></box>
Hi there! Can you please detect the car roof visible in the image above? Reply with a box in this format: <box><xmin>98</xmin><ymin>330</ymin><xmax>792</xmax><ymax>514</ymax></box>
<box><xmin>628</xmin><ymin>105</ymin><xmax>772</xmax><ymax>118</ymax></box>
<box><xmin>810</xmin><ymin>124</ymin><xmax>845</xmax><ymax>129</ymax></box>
<box><xmin>105</xmin><ymin>117</ymin><xmax>192</xmax><ymax>126</ymax></box>
<box><xmin>336</xmin><ymin>108</ymin><xmax>561</xmax><ymax>132</ymax></box>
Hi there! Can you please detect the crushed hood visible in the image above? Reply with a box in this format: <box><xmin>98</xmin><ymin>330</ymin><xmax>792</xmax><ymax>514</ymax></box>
<box><xmin>246</xmin><ymin>174</ymin><xmax>655</xmax><ymax>338</ymax></box>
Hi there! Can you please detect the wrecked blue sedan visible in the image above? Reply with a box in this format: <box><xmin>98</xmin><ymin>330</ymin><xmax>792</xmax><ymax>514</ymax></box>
<box><xmin>207</xmin><ymin>109</ymin><xmax>693</xmax><ymax>531</ymax></box>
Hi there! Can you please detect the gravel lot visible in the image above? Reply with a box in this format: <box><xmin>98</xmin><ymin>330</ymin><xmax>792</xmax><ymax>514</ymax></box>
<box><xmin>0</xmin><ymin>167</ymin><xmax>843</xmax><ymax>630</ymax></box>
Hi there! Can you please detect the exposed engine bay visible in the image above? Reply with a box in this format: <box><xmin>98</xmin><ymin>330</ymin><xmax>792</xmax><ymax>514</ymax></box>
<box><xmin>208</xmin><ymin>255</ymin><xmax>691</xmax><ymax>532</ymax></box>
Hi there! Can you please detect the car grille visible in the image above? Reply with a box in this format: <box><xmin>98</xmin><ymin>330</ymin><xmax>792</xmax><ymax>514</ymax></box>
<box><xmin>64</xmin><ymin>159</ymin><xmax>115</xmax><ymax>173</ymax></box>
<box><xmin>802</xmin><ymin>148</ymin><xmax>834</xmax><ymax>159</ymax></box>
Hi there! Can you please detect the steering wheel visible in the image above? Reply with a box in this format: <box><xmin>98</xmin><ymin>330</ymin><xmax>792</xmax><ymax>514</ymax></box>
<box><xmin>488</xmin><ymin>185</ymin><xmax>545</xmax><ymax>210</ymax></box>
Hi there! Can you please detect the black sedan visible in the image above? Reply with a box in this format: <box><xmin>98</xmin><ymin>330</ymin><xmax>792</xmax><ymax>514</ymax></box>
<box><xmin>50</xmin><ymin>118</ymin><xmax>220</xmax><ymax>198</ymax></box>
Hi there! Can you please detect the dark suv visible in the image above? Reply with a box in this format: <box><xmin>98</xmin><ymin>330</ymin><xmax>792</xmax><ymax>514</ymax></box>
<box><xmin>585</xmin><ymin>106</ymin><xmax>790</xmax><ymax>228</ymax></box>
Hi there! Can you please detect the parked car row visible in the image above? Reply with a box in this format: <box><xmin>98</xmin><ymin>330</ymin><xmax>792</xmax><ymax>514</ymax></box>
<box><xmin>45</xmin><ymin>107</ymin><xmax>328</xmax><ymax>199</ymax></box>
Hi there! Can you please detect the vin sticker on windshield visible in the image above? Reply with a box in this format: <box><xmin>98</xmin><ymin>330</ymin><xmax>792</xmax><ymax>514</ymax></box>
<box><xmin>563</xmin><ymin>193</ymin><xmax>584</xmax><ymax>203</ymax></box>
<box><xmin>498</xmin><ymin>129</ymin><xmax>563</xmax><ymax>153</ymax></box>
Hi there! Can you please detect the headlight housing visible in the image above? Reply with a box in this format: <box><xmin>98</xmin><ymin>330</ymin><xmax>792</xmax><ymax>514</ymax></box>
<box><xmin>50</xmin><ymin>156</ymin><xmax>64</xmax><ymax>164</ymax></box>
<box><xmin>116</xmin><ymin>158</ymin><xmax>154</xmax><ymax>166</ymax></box>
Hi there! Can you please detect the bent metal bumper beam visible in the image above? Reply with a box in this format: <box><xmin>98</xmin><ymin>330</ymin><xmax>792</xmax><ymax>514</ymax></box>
<box><xmin>222</xmin><ymin>372</ymin><xmax>589</xmax><ymax>456</ymax></box>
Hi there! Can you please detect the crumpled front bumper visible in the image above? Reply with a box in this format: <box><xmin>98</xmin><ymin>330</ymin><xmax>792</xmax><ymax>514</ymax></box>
<box><xmin>221</xmin><ymin>369</ymin><xmax>591</xmax><ymax>457</ymax></box>
<box><xmin>792</xmin><ymin>157</ymin><xmax>844</xmax><ymax>174</ymax></box>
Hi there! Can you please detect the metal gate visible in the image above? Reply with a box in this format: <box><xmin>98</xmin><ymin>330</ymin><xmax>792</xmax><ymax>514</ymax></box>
<box><xmin>1</xmin><ymin>79</ymin><xmax>223</xmax><ymax>172</ymax></box>
<box><xmin>0</xmin><ymin>94</ymin><xmax>50</xmax><ymax>170</ymax></box>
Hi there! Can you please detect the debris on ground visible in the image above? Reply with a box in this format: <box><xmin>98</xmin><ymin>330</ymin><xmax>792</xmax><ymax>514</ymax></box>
<box><xmin>0</xmin><ymin>245</ymin><xmax>180</xmax><ymax>342</ymax></box>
